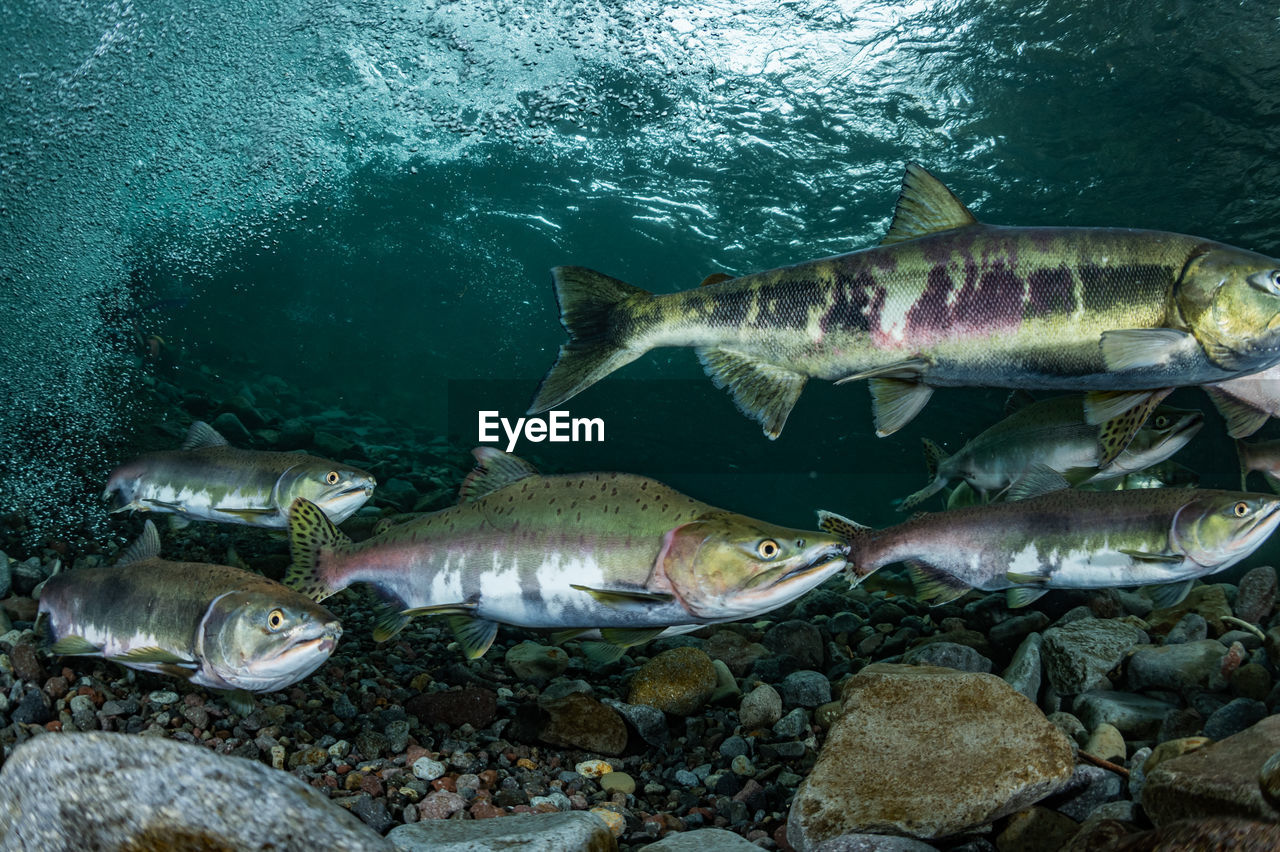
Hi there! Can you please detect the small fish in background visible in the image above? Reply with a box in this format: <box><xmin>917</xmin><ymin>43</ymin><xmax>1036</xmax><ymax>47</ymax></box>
<box><xmin>38</xmin><ymin>521</ymin><xmax>341</xmax><ymax>712</ymax></box>
<box><xmin>1237</xmin><ymin>438</ymin><xmax>1280</xmax><ymax>492</ymax></box>
<box><xmin>531</xmin><ymin>163</ymin><xmax>1280</xmax><ymax>465</ymax></box>
<box><xmin>942</xmin><ymin>458</ymin><xmax>1200</xmax><ymax>508</ymax></box>
<box><xmin>104</xmin><ymin>421</ymin><xmax>376</xmax><ymax>528</ymax></box>
<box><xmin>1205</xmin><ymin>363</ymin><xmax>1280</xmax><ymax>437</ymax></box>
<box><xmin>898</xmin><ymin>395</ymin><xmax>1203</xmax><ymax>510</ymax></box>
<box><xmin>821</xmin><ymin>488</ymin><xmax>1280</xmax><ymax>610</ymax></box>
<box><xmin>285</xmin><ymin>447</ymin><xmax>849</xmax><ymax>661</ymax></box>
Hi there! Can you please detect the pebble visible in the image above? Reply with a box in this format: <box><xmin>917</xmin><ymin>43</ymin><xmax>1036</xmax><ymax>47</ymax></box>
<box><xmin>1049</xmin><ymin>764</ymin><xmax>1123</xmax><ymax>822</ymax></box>
<box><xmin>902</xmin><ymin>641</ymin><xmax>993</xmax><ymax>673</ymax></box>
<box><xmin>1203</xmin><ymin>697</ymin><xmax>1267</xmax><ymax>740</ymax></box>
<box><xmin>1001</xmin><ymin>632</ymin><xmax>1042</xmax><ymax>702</ymax></box>
<box><xmin>504</xmin><ymin>641</ymin><xmax>569</xmax><ymax>683</ymax></box>
<box><xmin>575</xmin><ymin>759</ymin><xmax>612</xmax><ymax>778</ymax></box>
<box><xmin>1127</xmin><ymin>639</ymin><xmax>1229</xmax><ymax>692</ymax></box>
<box><xmin>412</xmin><ymin>757</ymin><xmax>446</xmax><ymax>781</ymax></box>
<box><xmin>538</xmin><ymin>692</ymin><xmax>627</xmax><ymax>755</ymax></box>
<box><xmin>628</xmin><ymin>647</ymin><xmax>718</xmax><ymax>715</ymax></box>
<box><xmin>1083</xmin><ymin>723</ymin><xmax>1126</xmax><ymax>763</ymax></box>
<box><xmin>389</xmin><ymin>811</ymin><xmax>615</xmax><ymax>849</ymax></box>
<box><xmin>1235</xmin><ymin>565</ymin><xmax>1277</xmax><ymax>624</ymax></box>
<box><xmin>385</xmin><ymin>720</ymin><xmax>410</xmax><ymax>754</ymax></box>
<box><xmin>1164</xmin><ymin>612</ymin><xmax>1208</xmax><ymax>645</ymax></box>
<box><xmin>738</xmin><ymin>683</ymin><xmax>783</xmax><ymax>730</ymax></box>
<box><xmin>147</xmin><ymin>691</ymin><xmax>179</xmax><ymax>706</ymax></box>
<box><xmin>995</xmin><ymin>805</ymin><xmax>1079</xmax><ymax>852</ymax></box>
<box><xmin>719</xmin><ymin>735</ymin><xmax>751</xmax><ymax>759</ymax></box>
<box><xmin>1041</xmin><ymin>617</ymin><xmax>1147</xmax><ymax>695</ymax></box>
<box><xmin>68</xmin><ymin>694</ymin><xmax>96</xmax><ymax>732</ymax></box>
<box><xmin>763</xmin><ymin>619</ymin><xmax>825</xmax><ymax>669</ymax></box>
<box><xmin>1072</xmin><ymin>691</ymin><xmax>1175</xmax><ymax>738</ymax></box>
<box><xmin>601</xmin><ymin>698</ymin><xmax>669</xmax><ymax>748</ymax></box>
<box><xmin>599</xmin><ymin>771</ymin><xmax>635</xmax><ymax>795</ymax></box>
<box><xmin>780</xmin><ymin>669</ymin><xmax>832</xmax><ymax>707</ymax></box>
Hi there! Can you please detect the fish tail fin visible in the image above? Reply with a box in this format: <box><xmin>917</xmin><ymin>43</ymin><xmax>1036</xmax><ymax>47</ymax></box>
<box><xmin>285</xmin><ymin>498</ymin><xmax>353</xmax><ymax>602</ymax></box>
<box><xmin>898</xmin><ymin>439</ymin><xmax>949</xmax><ymax>511</ymax></box>
<box><xmin>1237</xmin><ymin>439</ymin><xmax>1252</xmax><ymax>491</ymax></box>
<box><xmin>816</xmin><ymin>510</ymin><xmax>878</xmax><ymax>585</ymax></box>
<box><xmin>528</xmin><ymin>266</ymin><xmax>652</xmax><ymax>413</ymax></box>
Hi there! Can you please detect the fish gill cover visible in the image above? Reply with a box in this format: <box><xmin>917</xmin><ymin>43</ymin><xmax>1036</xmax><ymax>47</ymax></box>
<box><xmin>3</xmin><ymin>0</ymin><xmax>1280</xmax><ymax>541</ymax></box>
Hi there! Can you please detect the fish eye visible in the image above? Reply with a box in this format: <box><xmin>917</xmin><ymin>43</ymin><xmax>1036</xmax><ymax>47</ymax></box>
<box><xmin>325</xmin><ymin>471</ymin><xmax>340</xmax><ymax>485</ymax></box>
<box><xmin>1153</xmin><ymin>415</ymin><xmax>1169</xmax><ymax>429</ymax></box>
<box><xmin>267</xmin><ymin>608</ymin><xmax>286</xmax><ymax>631</ymax></box>
<box><xmin>757</xmin><ymin>539</ymin><xmax>780</xmax><ymax>559</ymax></box>
<box><xmin>1234</xmin><ymin>501</ymin><xmax>1251</xmax><ymax>517</ymax></box>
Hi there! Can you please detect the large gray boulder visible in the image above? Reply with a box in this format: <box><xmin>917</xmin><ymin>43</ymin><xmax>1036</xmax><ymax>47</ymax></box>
<box><xmin>0</xmin><ymin>731</ymin><xmax>392</xmax><ymax>851</ymax></box>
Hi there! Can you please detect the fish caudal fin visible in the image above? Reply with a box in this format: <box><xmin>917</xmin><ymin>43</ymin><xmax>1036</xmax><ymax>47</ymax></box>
<box><xmin>528</xmin><ymin>266</ymin><xmax>651</xmax><ymax>413</ymax></box>
<box><xmin>285</xmin><ymin>497</ymin><xmax>353</xmax><ymax>602</ymax></box>
<box><xmin>816</xmin><ymin>510</ymin><xmax>876</xmax><ymax>584</ymax></box>
<box><xmin>1237</xmin><ymin>440</ymin><xmax>1252</xmax><ymax>491</ymax></box>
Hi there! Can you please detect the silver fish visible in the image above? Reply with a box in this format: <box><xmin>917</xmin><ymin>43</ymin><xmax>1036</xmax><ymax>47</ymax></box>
<box><xmin>39</xmin><ymin>521</ymin><xmax>341</xmax><ymax>707</ymax></box>
<box><xmin>105</xmin><ymin>421</ymin><xmax>376</xmax><ymax>528</ymax></box>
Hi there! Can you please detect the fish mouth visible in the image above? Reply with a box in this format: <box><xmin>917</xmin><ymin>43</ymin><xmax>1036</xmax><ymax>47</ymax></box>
<box><xmin>745</xmin><ymin>545</ymin><xmax>849</xmax><ymax>590</ymax></box>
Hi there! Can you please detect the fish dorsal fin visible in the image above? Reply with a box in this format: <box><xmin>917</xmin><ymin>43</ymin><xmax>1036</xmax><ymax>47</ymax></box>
<box><xmin>181</xmin><ymin>421</ymin><xmax>229</xmax><ymax>450</ymax></box>
<box><xmin>459</xmin><ymin>447</ymin><xmax>539</xmax><ymax>502</ymax></box>
<box><xmin>880</xmin><ymin>163</ymin><xmax>979</xmax><ymax>246</ymax></box>
<box><xmin>700</xmin><ymin>272</ymin><xmax>734</xmax><ymax>287</ymax></box>
<box><xmin>119</xmin><ymin>520</ymin><xmax>162</xmax><ymax>566</ymax></box>
<box><xmin>1004</xmin><ymin>390</ymin><xmax>1038</xmax><ymax>415</ymax></box>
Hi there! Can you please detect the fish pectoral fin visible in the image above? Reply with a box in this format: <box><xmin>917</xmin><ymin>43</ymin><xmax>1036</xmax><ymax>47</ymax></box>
<box><xmin>222</xmin><ymin>689</ymin><xmax>255</xmax><ymax>717</ymax></box>
<box><xmin>1143</xmin><ymin>579</ymin><xmax>1196</xmax><ymax>610</ymax></box>
<box><xmin>570</xmin><ymin>584</ymin><xmax>675</xmax><ymax>606</ymax></box>
<box><xmin>1006</xmin><ymin>571</ymin><xmax>1050</xmax><ymax>585</ymax></box>
<box><xmin>836</xmin><ymin>357</ymin><xmax>931</xmax><ymax>385</ymax></box>
<box><xmin>1205</xmin><ymin>386</ymin><xmax>1271</xmax><ymax>438</ymax></box>
<box><xmin>1007</xmin><ymin>587</ymin><xmax>1050</xmax><ymax>608</ymax></box>
<box><xmin>904</xmin><ymin>560</ymin><xmax>972</xmax><ymax>605</ymax></box>
<box><xmin>49</xmin><ymin>635</ymin><xmax>102</xmax><ymax>656</ymax></box>
<box><xmin>879</xmin><ymin>163</ymin><xmax>979</xmax><ymax>245</ymax></box>
<box><xmin>444</xmin><ymin>615</ymin><xmax>499</xmax><ymax>660</ymax></box>
<box><xmin>1084</xmin><ymin>389</ymin><xmax>1164</xmax><ymax>425</ymax></box>
<box><xmin>1119</xmin><ymin>549</ymin><xmax>1184</xmax><ymax>564</ymax></box>
<box><xmin>112</xmin><ymin>646</ymin><xmax>198</xmax><ymax>666</ymax></box>
<box><xmin>866</xmin><ymin>377</ymin><xmax>934</xmax><ymax>438</ymax></box>
<box><xmin>143</xmin><ymin>498</ymin><xmax>185</xmax><ymax>512</ymax></box>
<box><xmin>215</xmin><ymin>507</ymin><xmax>279</xmax><ymax>520</ymax></box>
<box><xmin>1005</xmin><ymin>464</ymin><xmax>1072</xmax><ymax>502</ymax></box>
<box><xmin>1094</xmin><ymin>390</ymin><xmax>1173</xmax><ymax>467</ymax></box>
<box><xmin>549</xmin><ymin>628</ymin><xmax>589</xmax><ymax>644</ymax></box>
<box><xmin>696</xmin><ymin>348</ymin><xmax>807</xmax><ymax>440</ymax></box>
<box><xmin>1099</xmin><ymin>328</ymin><xmax>1199</xmax><ymax>372</ymax></box>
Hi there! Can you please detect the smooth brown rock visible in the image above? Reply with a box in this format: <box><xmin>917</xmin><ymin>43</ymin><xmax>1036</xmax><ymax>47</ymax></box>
<box><xmin>628</xmin><ymin>647</ymin><xmax>718</xmax><ymax>715</ymax></box>
<box><xmin>539</xmin><ymin>693</ymin><xmax>628</xmax><ymax>756</ymax></box>
<box><xmin>786</xmin><ymin>664</ymin><xmax>1074</xmax><ymax>847</ymax></box>
<box><xmin>995</xmin><ymin>806</ymin><xmax>1078</xmax><ymax>852</ymax></box>
<box><xmin>1110</xmin><ymin>817</ymin><xmax>1280</xmax><ymax>851</ymax></box>
<box><xmin>1142</xmin><ymin>715</ymin><xmax>1280</xmax><ymax>825</ymax></box>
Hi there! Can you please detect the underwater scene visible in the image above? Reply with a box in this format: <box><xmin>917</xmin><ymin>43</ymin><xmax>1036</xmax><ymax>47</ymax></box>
<box><xmin>10</xmin><ymin>1</ymin><xmax>1280</xmax><ymax>849</ymax></box>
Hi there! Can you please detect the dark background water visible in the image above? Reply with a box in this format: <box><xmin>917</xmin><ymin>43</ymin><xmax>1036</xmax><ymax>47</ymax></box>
<box><xmin>4</xmin><ymin>0</ymin><xmax>1280</xmax><ymax>540</ymax></box>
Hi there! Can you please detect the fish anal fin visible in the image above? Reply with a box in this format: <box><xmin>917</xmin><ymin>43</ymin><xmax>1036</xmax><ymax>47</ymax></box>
<box><xmin>181</xmin><ymin>421</ymin><xmax>230</xmax><ymax>451</ymax></box>
<box><xmin>880</xmin><ymin>163</ymin><xmax>979</xmax><ymax>246</ymax></box>
<box><xmin>1095</xmin><ymin>390</ymin><xmax>1173</xmax><ymax>467</ymax></box>
<box><xmin>696</xmin><ymin>348</ymin><xmax>807</xmax><ymax>440</ymax></box>
<box><xmin>1206</xmin><ymin>386</ymin><xmax>1271</xmax><ymax>439</ymax></box>
<box><xmin>460</xmin><ymin>447</ymin><xmax>540</xmax><ymax>502</ymax></box>
<box><xmin>223</xmin><ymin>689</ymin><xmax>255</xmax><ymax>716</ymax></box>
<box><xmin>905</xmin><ymin>560</ymin><xmax>971</xmax><ymax>605</ymax></box>
<box><xmin>580</xmin><ymin>641</ymin><xmax>627</xmax><ymax>666</ymax></box>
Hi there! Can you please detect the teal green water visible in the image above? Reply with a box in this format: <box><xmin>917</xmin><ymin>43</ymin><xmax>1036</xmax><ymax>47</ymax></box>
<box><xmin>4</xmin><ymin>0</ymin><xmax>1280</xmax><ymax>540</ymax></box>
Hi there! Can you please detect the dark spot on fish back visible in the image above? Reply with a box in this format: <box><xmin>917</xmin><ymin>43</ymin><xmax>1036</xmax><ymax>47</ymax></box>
<box><xmin>820</xmin><ymin>269</ymin><xmax>881</xmax><ymax>334</ymax></box>
<box><xmin>1026</xmin><ymin>266</ymin><xmax>1073</xmax><ymax>317</ymax></box>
